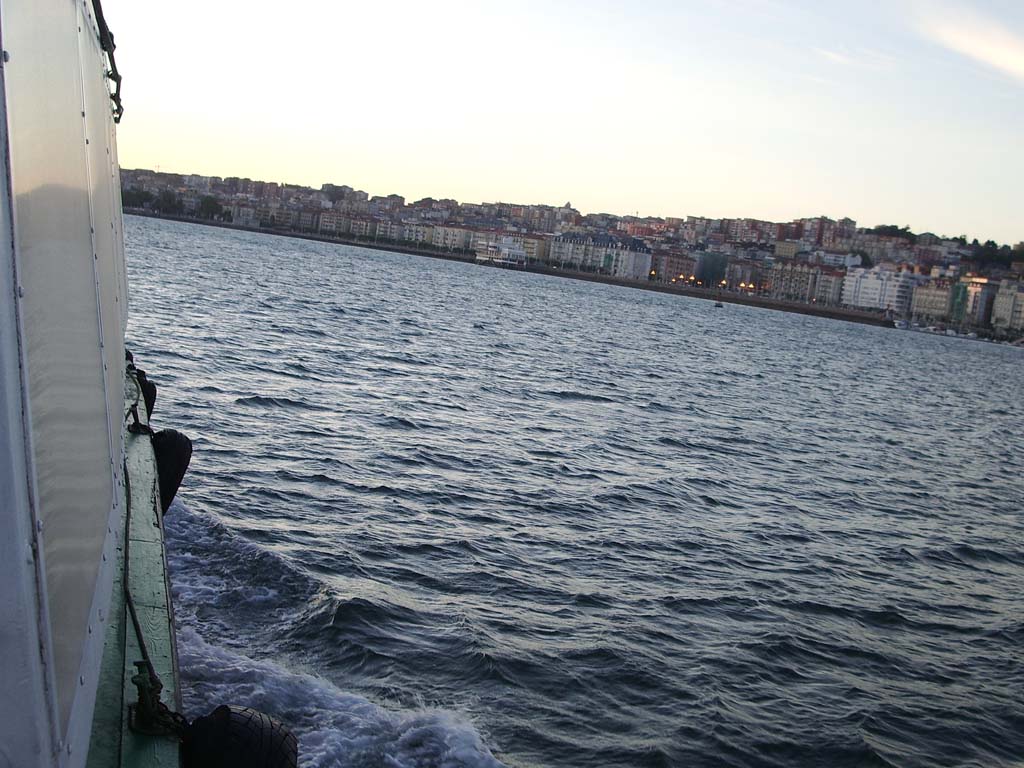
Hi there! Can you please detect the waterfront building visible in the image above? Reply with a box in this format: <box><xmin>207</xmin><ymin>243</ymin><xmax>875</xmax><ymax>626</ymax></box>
<box><xmin>431</xmin><ymin>226</ymin><xmax>473</xmax><ymax>251</ymax></box>
<box><xmin>651</xmin><ymin>250</ymin><xmax>697</xmax><ymax>284</ymax></box>
<box><xmin>991</xmin><ymin>280</ymin><xmax>1024</xmax><ymax>332</ymax></box>
<box><xmin>608</xmin><ymin>247</ymin><xmax>653</xmax><ymax>280</ymax></box>
<box><xmin>674</xmin><ymin>253</ymin><xmax>699</xmax><ymax>283</ymax></box>
<box><xmin>472</xmin><ymin>232</ymin><xmax>550</xmax><ymax>265</ymax></box>
<box><xmin>911</xmin><ymin>282</ymin><xmax>954</xmax><ymax>322</ymax></box>
<box><xmin>814</xmin><ymin>269</ymin><xmax>845</xmax><ymax>306</ymax></box>
<box><xmin>768</xmin><ymin>260</ymin><xmax>819</xmax><ymax>302</ymax></box>
<box><xmin>401</xmin><ymin>223</ymin><xmax>433</xmax><ymax>245</ymax></box>
<box><xmin>475</xmin><ymin>235</ymin><xmax>527</xmax><ymax>266</ymax></box>
<box><xmin>725</xmin><ymin>259</ymin><xmax>761</xmax><ymax>290</ymax></box>
<box><xmin>318</xmin><ymin>210</ymin><xmax>340</xmax><ymax>234</ymax></box>
<box><xmin>695</xmin><ymin>252</ymin><xmax>728</xmax><ymax>287</ymax></box>
<box><xmin>256</xmin><ymin>205</ymin><xmax>289</xmax><ymax>227</ymax></box>
<box><xmin>841</xmin><ymin>266</ymin><xmax>918</xmax><ymax>314</ymax></box>
<box><xmin>349</xmin><ymin>218</ymin><xmax>374</xmax><ymax>238</ymax></box>
<box><xmin>520</xmin><ymin>235</ymin><xmax>549</xmax><ymax>264</ymax></box>
<box><xmin>549</xmin><ymin>235</ymin><xmax>589</xmax><ymax>270</ymax></box>
<box><xmin>375</xmin><ymin>220</ymin><xmax>403</xmax><ymax>241</ymax></box>
<box><xmin>952</xmin><ymin>277</ymin><xmax>999</xmax><ymax>327</ymax></box>
<box><xmin>548</xmin><ymin>234</ymin><xmax>651</xmax><ymax>279</ymax></box>
<box><xmin>230</xmin><ymin>205</ymin><xmax>258</xmax><ymax>228</ymax></box>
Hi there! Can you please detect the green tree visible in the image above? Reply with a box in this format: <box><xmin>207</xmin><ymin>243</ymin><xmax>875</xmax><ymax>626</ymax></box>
<box><xmin>154</xmin><ymin>190</ymin><xmax>183</xmax><ymax>215</ymax></box>
<box><xmin>198</xmin><ymin>195</ymin><xmax>223</xmax><ymax>220</ymax></box>
<box><xmin>872</xmin><ymin>224</ymin><xmax>917</xmax><ymax>244</ymax></box>
<box><xmin>851</xmin><ymin>248</ymin><xmax>872</xmax><ymax>267</ymax></box>
<box><xmin>121</xmin><ymin>187</ymin><xmax>154</xmax><ymax>209</ymax></box>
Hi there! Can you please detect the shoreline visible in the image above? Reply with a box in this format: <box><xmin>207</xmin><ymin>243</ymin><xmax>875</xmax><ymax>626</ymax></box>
<box><xmin>126</xmin><ymin>211</ymin><xmax>892</xmax><ymax>328</ymax></box>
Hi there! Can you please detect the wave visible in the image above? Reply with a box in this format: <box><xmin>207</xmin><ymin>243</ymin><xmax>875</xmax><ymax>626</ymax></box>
<box><xmin>540</xmin><ymin>389</ymin><xmax>616</xmax><ymax>404</ymax></box>
<box><xmin>177</xmin><ymin>627</ymin><xmax>504</xmax><ymax>768</ymax></box>
<box><xmin>127</xmin><ymin>216</ymin><xmax>1024</xmax><ymax>768</ymax></box>
<box><xmin>167</xmin><ymin>501</ymin><xmax>504</xmax><ymax>767</ymax></box>
<box><xmin>234</xmin><ymin>395</ymin><xmax>326</xmax><ymax>411</ymax></box>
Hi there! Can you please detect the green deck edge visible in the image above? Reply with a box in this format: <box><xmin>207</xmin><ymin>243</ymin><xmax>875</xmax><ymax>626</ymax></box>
<box><xmin>87</xmin><ymin>370</ymin><xmax>181</xmax><ymax>768</ymax></box>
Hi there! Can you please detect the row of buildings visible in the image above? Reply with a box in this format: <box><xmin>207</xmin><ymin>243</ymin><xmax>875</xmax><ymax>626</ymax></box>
<box><xmin>120</xmin><ymin>169</ymin><xmax>1024</xmax><ymax>334</ymax></box>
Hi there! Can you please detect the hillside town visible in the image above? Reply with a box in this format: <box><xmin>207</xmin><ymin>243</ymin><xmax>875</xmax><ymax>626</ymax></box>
<box><xmin>120</xmin><ymin>169</ymin><xmax>1024</xmax><ymax>338</ymax></box>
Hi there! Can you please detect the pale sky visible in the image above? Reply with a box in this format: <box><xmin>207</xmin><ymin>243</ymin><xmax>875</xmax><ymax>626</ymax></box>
<box><xmin>104</xmin><ymin>0</ymin><xmax>1023</xmax><ymax>244</ymax></box>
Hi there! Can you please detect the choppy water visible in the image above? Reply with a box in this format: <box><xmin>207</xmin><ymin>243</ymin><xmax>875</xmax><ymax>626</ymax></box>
<box><xmin>125</xmin><ymin>215</ymin><xmax>1024</xmax><ymax>768</ymax></box>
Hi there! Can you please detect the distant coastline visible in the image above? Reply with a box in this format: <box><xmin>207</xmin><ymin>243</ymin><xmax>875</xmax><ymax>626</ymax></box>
<box><xmin>126</xmin><ymin>211</ymin><xmax>892</xmax><ymax>328</ymax></box>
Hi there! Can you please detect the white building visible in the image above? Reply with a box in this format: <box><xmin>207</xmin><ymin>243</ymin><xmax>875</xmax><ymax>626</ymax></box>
<box><xmin>473</xmin><ymin>231</ymin><xmax>549</xmax><ymax>265</ymax></box>
<box><xmin>991</xmin><ymin>280</ymin><xmax>1024</xmax><ymax>331</ymax></box>
<box><xmin>841</xmin><ymin>266</ymin><xmax>919</xmax><ymax>314</ymax></box>
<box><xmin>548</xmin><ymin>235</ymin><xmax>651</xmax><ymax>279</ymax></box>
<box><xmin>431</xmin><ymin>226</ymin><xmax>473</xmax><ymax>251</ymax></box>
<box><xmin>814</xmin><ymin>250</ymin><xmax>862</xmax><ymax>269</ymax></box>
<box><xmin>401</xmin><ymin>223</ymin><xmax>433</xmax><ymax>244</ymax></box>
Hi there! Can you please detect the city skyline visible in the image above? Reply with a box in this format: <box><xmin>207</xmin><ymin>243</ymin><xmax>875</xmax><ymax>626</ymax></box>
<box><xmin>105</xmin><ymin>0</ymin><xmax>1024</xmax><ymax>244</ymax></box>
<box><xmin>123</xmin><ymin>164</ymin><xmax>1021</xmax><ymax>248</ymax></box>
<box><xmin>120</xmin><ymin>165</ymin><xmax>1024</xmax><ymax>337</ymax></box>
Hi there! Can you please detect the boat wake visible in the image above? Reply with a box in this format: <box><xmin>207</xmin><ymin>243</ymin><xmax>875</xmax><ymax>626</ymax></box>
<box><xmin>177</xmin><ymin>628</ymin><xmax>502</xmax><ymax>768</ymax></box>
<box><xmin>166</xmin><ymin>500</ymin><xmax>504</xmax><ymax>768</ymax></box>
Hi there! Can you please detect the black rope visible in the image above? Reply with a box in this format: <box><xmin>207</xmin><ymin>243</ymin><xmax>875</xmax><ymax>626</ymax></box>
<box><xmin>90</xmin><ymin>0</ymin><xmax>123</xmax><ymax>122</ymax></box>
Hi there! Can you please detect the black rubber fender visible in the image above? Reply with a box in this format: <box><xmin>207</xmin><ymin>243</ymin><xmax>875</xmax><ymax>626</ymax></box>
<box><xmin>182</xmin><ymin>705</ymin><xmax>298</xmax><ymax>768</ymax></box>
<box><xmin>136</xmin><ymin>367</ymin><xmax>157</xmax><ymax>418</ymax></box>
<box><xmin>152</xmin><ymin>428</ymin><xmax>192</xmax><ymax>514</ymax></box>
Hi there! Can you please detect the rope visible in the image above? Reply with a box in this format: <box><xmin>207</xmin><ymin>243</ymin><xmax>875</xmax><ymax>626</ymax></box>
<box><xmin>89</xmin><ymin>0</ymin><xmax>123</xmax><ymax>122</ymax></box>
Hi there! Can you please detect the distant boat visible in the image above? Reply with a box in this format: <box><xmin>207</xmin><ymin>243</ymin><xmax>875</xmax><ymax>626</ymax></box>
<box><xmin>714</xmin><ymin>301</ymin><xmax>724</xmax><ymax>308</ymax></box>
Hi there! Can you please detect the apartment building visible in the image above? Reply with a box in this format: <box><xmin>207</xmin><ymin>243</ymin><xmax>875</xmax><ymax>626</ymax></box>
<box><xmin>992</xmin><ymin>280</ymin><xmax>1024</xmax><ymax>331</ymax></box>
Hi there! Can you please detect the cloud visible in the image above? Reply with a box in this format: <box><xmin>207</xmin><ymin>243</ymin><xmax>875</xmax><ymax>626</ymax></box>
<box><xmin>812</xmin><ymin>46</ymin><xmax>896</xmax><ymax>70</ymax></box>
<box><xmin>814</xmin><ymin>47</ymin><xmax>854</xmax><ymax>65</ymax></box>
<box><xmin>915</xmin><ymin>2</ymin><xmax>1024</xmax><ymax>83</ymax></box>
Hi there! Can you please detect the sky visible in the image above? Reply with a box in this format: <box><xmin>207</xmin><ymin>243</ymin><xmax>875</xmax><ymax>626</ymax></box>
<box><xmin>103</xmin><ymin>0</ymin><xmax>1024</xmax><ymax>244</ymax></box>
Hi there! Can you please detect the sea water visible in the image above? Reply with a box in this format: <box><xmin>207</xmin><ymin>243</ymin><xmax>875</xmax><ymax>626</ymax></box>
<box><xmin>125</xmin><ymin>215</ymin><xmax>1024</xmax><ymax>768</ymax></box>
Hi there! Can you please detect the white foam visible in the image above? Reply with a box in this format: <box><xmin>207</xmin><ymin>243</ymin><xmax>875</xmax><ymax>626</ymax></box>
<box><xmin>167</xmin><ymin>500</ymin><xmax>505</xmax><ymax>768</ymax></box>
<box><xmin>177</xmin><ymin>628</ymin><xmax>505</xmax><ymax>768</ymax></box>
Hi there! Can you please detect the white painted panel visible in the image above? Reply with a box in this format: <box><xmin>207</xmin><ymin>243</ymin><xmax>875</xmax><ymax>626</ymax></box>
<box><xmin>0</xmin><ymin>49</ymin><xmax>58</xmax><ymax>768</ymax></box>
<box><xmin>1</xmin><ymin>0</ymin><xmax>125</xmax><ymax>753</ymax></box>
<box><xmin>82</xmin><ymin>1</ymin><xmax>126</xmax><ymax>481</ymax></box>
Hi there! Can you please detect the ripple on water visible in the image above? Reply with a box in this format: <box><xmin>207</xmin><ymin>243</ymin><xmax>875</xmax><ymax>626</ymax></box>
<box><xmin>127</xmin><ymin>216</ymin><xmax>1024</xmax><ymax>768</ymax></box>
